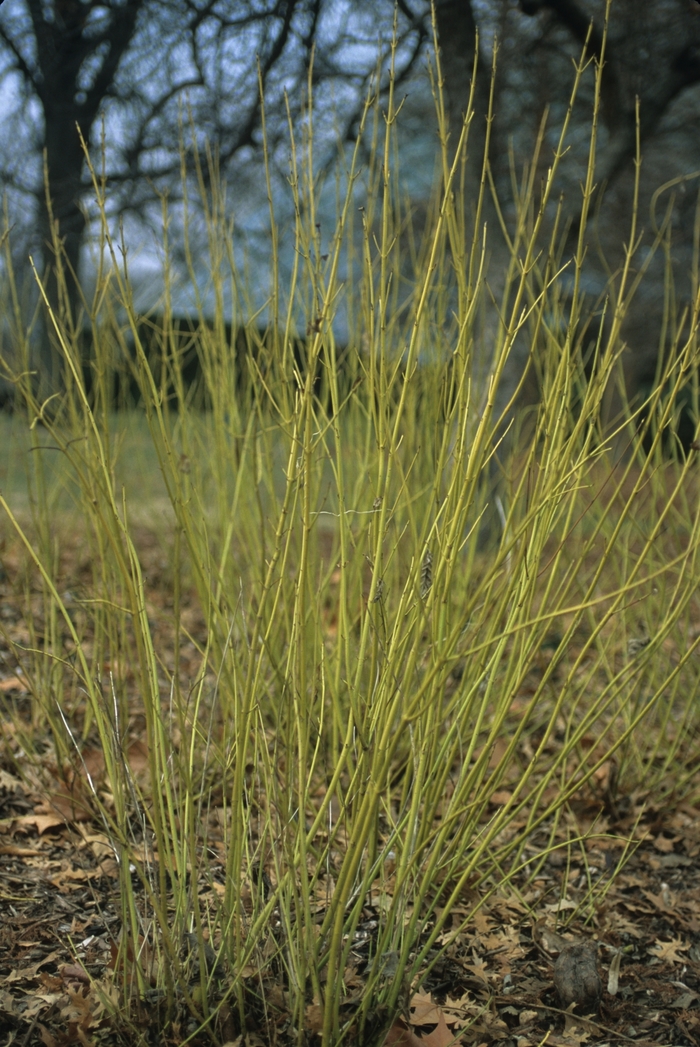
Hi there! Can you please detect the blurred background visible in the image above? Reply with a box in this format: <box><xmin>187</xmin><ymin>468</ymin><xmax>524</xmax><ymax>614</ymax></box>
<box><xmin>0</xmin><ymin>0</ymin><xmax>699</xmax><ymax>413</ymax></box>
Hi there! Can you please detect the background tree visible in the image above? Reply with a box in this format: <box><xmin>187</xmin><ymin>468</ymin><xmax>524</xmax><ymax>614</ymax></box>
<box><xmin>1</xmin><ymin>0</ymin><xmax>700</xmax><ymax>403</ymax></box>
<box><xmin>433</xmin><ymin>0</ymin><xmax>700</xmax><ymax>407</ymax></box>
<box><xmin>0</xmin><ymin>0</ymin><xmax>423</xmax><ymax>389</ymax></box>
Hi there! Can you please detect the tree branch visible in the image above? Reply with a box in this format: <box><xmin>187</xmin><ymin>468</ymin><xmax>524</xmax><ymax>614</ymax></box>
<box><xmin>218</xmin><ymin>0</ymin><xmax>303</xmax><ymax>165</ymax></box>
<box><xmin>0</xmin><ymin>23</ymin><xmax>39</xmax><ymax>90</ymax></box>
<box><xmin>82</xmin><ymin>2</ymin><xmax>143</xmax><ymax>129</ymax></box>
<box><xmin>520</xmin><ymin>0</ymin><xmax>700</xmax><ymax>250</ymax></box>
<box><xmin>520</xmin><ymin>0</ymin><xmax>625</xmax><ymax>132</ymax></box>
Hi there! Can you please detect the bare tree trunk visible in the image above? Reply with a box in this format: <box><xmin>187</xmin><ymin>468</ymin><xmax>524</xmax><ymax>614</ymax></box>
<box><xmin>22</xmin><ymin>0</ymin><xmax>141</xmax><ymax>398</ymax></box>
<box><xmin>433</xmin><ymin>0</ymin><xmax>490</xmax><ymax>213</ymax></box>
<box><xmin>433</xmin><ymin>1</ymin><xmax>514</xmax><ymax>543</ymax></box>
<box><xmin>35</xmin><ymin>115</ymin><xmax>87</xmax><ymax>399</ymax></box>
<box><xmin>520</xmin><ymin>0</ymin><xmax>700</xmax><ymax>250</ymax></box>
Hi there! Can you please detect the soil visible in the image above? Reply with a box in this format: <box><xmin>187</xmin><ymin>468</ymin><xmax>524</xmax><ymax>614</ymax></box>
<box><xmin>1</xmin><ymin>526</ymin><xmax>700</xmax><ymax>1047</ymax></box>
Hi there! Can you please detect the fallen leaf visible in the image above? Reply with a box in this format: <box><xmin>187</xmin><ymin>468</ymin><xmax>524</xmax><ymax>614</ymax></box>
<box><xmin>0</xmin><ymin>674</ymin><xmax>27</xmax><ymax>692</ymax></box>
<box><xmin>305</xmin><ymin>1002</ymin><xmax>324</xmax><ymax>1033</ymax></box>
<box><xmin>442</xmin><ymin>993</ymin><xmax>475</xmax><ymax>1029</ymax></box>
<box><xmin>472</xmin><ymin>912</ymin><xmax>494</xmax><ymax>934</ymax></box>
<box><xmin>534</xmin><ymin>919</ymin><xmax>570</xmax><ymax>955</ymax></box>
<box><xmin>410</xmin><ymin>992</ymin><xmax>443</xmax><ymax>1026</ymax></box>
<box><xmin>34</xmin><ymin>786</ymin><xmax>93</xmax><ymax>823</ymax></box>
<box><xmin>39</xmin><ymin>1025</ymin><xmax>57</xmax><ymax>1047</ymax></box>
<box><xmin>648</xmin><ymin>937</ymin><xmax>690</xmax><ymax>964</ymax></box>
<box><xmin>127</xmin><ymin>740</ymin><xmax>150</xmax><ymax>776</ymax></box>
<box><xmin>0</xmin><ymin>988</ymin><xmax>15</xmax><ymax>1013</ymax></box>
<box><xmin>13</xmin><ymin>813</ymin><xmax>65</xmax><ymax>834</ymax></box>
<box><xmin>419</xmin><ymin>1014</ymin><xmax>459</xmax><ymax>1047</ymax></box>
<box><xmin>408</xmin><ymin>993</ymin><xmax>461</xmax><ymax>1047</ymax></box>
<box><xmin>98</xmin><ymin>856</ymin><xmax>120</xmax><ymax>877</ymax></box>
<box><xmin>60</xmin><ymin>964</ymin><xmax>91</xmax><ymax>983</ymax></box>
<box><xmin>6</xmin><ymin>951</ymin><xmax>63</xmax><ymax>982</ymax></box>
<box><xmin>49</xmin><ymin>867</ymin><xmax>101</xmax><ymax>891</ymax></box>
<box><xmin>384</xmin><ymin>1019</ymin><xmax>423</xmax><ymax>1046</ymax></box>
<box><xmin>40</xmin><ymin>973</ymin><xmax>64</xmax><ymax>992</ymax></box>
<box><xmin>0</xmin><ymin>769</ymin><xmax>24</xmax><ymax>789</ymax></box>
<box><xmin>545</xmin><ymin>898</ymin><xmax>578</xmax><ymax>913</ymax></box>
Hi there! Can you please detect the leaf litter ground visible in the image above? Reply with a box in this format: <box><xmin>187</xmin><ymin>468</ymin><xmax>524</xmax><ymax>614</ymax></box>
<box><xmin>1</xmin><ymin>523</ymin><xmax>700</xmax><ymax>1047</ymax></box>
